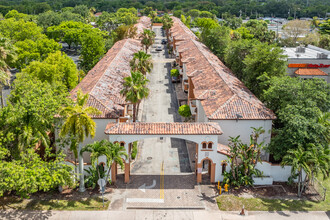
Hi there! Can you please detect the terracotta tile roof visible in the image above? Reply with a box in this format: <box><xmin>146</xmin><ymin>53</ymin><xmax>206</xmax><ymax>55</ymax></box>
<box><xmin>105</xmin><ymin>122</ymin><xmax>223</xmax><ymax>135</ymax></box>
<box><xmin>170</xmin><ymin>18</ymin><xmax>276</xmax><ymax>120</ymax></box>
<box><xmin>217</xmin><ymin>143</ymin><xmax>230</xmax><ymax>156</ymax></box>
<box><xmin>295</xmin><ymin>68</ymin><xmax>328</xmax><ymax>76</ymax></box>
<box><xmin>70</xmin><ymin>39</ymin><xmax>142</xmax><ymax>118</ymax></box>
<box><xmin>135</xmin><ymin>16</ymin><xmax>151</xmax><ymax>38</ymax></box>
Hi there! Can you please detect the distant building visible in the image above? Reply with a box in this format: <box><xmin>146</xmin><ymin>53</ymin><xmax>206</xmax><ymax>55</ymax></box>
<box><xmin>282</xmin><ymin>45</ymin><xmax>330</xmax><ymax>83</ymax></box>
<box><xmin>94</xmin><ymin>12</ymin><xmax>102</xmax><ymax>17</ymax></box>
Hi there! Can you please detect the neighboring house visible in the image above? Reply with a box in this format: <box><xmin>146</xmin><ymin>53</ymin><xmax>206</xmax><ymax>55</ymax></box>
<box><xmin>169</xmin><ymin>17</ymin><xmax>276</xmax><ymax>160</ymax></box>
<box><xmin>282</xmin><ymin>45</ymin><xmax>330</xmax><ymax>83</ymax></box>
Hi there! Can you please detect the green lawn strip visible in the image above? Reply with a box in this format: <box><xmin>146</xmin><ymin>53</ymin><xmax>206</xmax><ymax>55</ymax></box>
<box><xmin>1</xmin><ymin>197</ymin><xmax>110</xmax><ymax>211</ymax></box>
<box><xmin>217</xmin><ymin>177</ymin><xmax>330</xmax><ymax>211</ymax></box>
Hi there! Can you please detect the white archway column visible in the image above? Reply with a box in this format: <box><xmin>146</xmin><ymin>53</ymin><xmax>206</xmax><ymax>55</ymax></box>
<box><xmin>78</xmin><ymin>143</ymin><xmax>86</xmax><ymax>192</ymax></box>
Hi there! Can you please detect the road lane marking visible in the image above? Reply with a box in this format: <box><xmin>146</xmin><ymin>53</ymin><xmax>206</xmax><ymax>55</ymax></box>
<box><xmin>138</xmin><ymin>179</ymin><xmax>157</xmax><ymax>193</ymax></box>
<box><xmin>126</xmin><ymin>198</ymin><xmax>164</xmax><ymax>203</ymax></box>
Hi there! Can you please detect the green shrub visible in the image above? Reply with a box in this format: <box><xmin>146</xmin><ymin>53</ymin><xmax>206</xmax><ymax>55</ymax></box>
<box><xmin>170</xmin><ymin>69</ymin><xmax>180</xmax><ymax>77</ymax></box>
<box><xmin>131</xmin><ymin>141</ymin><xmax>138</xmax><ymax>160</ymax></box>
<box><xmin>178</xmin><ymin>104</ymin><xmax>191</xmax><ymax>118</ymax></box>
<box><xmin>84</xmin><ymin>165</ymin><xmax>105</xmax><ymax>189</ymax></box>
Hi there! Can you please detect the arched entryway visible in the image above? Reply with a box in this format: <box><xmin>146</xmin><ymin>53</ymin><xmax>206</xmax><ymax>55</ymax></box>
<box><xmin>196</xmin><ymin>157</ymin><xmax>215</xmax><ymax>183</ymax></box>
<box><xmin>104</xmin><ymin>122</ymin><xmax>222</xmax><ymax>184</ymax></box>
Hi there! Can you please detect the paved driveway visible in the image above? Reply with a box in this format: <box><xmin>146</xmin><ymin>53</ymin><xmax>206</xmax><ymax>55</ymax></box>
<box><xmin>132</xmin><ymin>26</ymin><xmax>191</xmax><ymax>175</ymax></box>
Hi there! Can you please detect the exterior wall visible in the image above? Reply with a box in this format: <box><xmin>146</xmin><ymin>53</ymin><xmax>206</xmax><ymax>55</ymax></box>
<box><xmin>80</xmin><ymin>119</ymin><xmax>117</xmax><ymax>162</ymax></box>
<box><xmin>212</xmin><ymin>119</ymin><xmax>272</xmax><ymax>147</ymax></box>
<box><xmin>254</xmin><ymin>161</ymin><xmax>306</xmax><ymax>183</ymax></box>
<box><xmin>296</xmin><ymin>75</ymin><xmax>328</xmax><ymax>82</ymax></box>
<box><xmin>196</xmin><ymin>100</ymin><xmax>208</xmax><ymax>123</ymax></box>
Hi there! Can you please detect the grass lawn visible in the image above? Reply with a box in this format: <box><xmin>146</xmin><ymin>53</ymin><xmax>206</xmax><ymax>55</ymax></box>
<box><xmin>0</xmin><ymin>197</ymin><xmax>110</xmax><ymax>211</ymax></box>
<box><xmin>217</xmin><ymin>177</ymin><xmax>330</xmax><ymax>211</ymax></box>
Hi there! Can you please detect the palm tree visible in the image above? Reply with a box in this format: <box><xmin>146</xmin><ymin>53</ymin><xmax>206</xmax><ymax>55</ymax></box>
<box><xmin>308</xmin><ymin>144</ymin><xmax>330</xmax><ymax>182</ymax></box>
<box><xmin>104</xmin><ymin>141</ymin><xmax>127</xmax><ymax>184</ymax></box>
<box><xmin>130</xmin><ymin>51</ymin><xmax>153</xmax><ymax>75</ymax></box>
<box><xmin>80</xmin><ymin>140</ymin><xmax>128</xmax><ymax>185</ymax></box>
<box><xmin>162</xmin><ymin>14</ymin><xmax>173</xmax><ymax>40</ymax></box>
<box><xmin>141</xmin><ymin>29</ymin><xmax>155</xmax><ymax>53</ymax></box>
<box><xmin>121</xmin><ymin>71</ymin><xmax>149</xmax><ymax>122</ymax></box>
<box><xmin>149</xmin><ymin>11</ymin><xmax>157</xmax><ymax>23</ymax></box>
<box><xmin>59</xmin><ymin>89</ymin><xmax>101</xmax><ymax>192</ymax></box>
<box><xmin>0</xmin><ymin>38</ymin><xmax>16</xmax><ymax>108</ymax></box>
<box><xmin>281</xmin><ymin>146</ymin><xmax>312</xmax><ymax>197</ymax></box>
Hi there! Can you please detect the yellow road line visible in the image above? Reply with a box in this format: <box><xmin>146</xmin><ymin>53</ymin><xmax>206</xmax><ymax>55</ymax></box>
<box><xmin>160</xmin><ymin>161</ymin><xmax>164</xmax><ymax>199</ymax></box>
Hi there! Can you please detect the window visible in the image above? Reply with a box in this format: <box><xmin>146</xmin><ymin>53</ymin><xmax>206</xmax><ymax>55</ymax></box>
<box><xmin>222</xmin><ymin>163</ymin><xmax>227</xmax><ymax>174</ymax></box>
<box><xmin>120</xmin><ymin>142</ymin><xmax>125</xmax><ymax>147</ymax></box>
<box><xmin>202</xmin><ymin>142</ymin><xmax>207</xmax><ymax>149</ymax></box>
<box><xmin>208</xmin><ymin>142</ymin><xmax>213</xmax><ymax>149</ymax></box>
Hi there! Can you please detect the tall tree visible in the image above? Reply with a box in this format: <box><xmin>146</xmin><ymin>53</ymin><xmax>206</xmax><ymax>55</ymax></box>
<box><xmin>318</xmin><ymin>19</ymin><xmax>330</xmax><ymax>35</ymax></box>
<box><xmin>281</xmin><ymin>146</ymin><xmax>312</xmax><ymax>197</ymax></box>
<box><xmin>14</xmin><ymin>38</ymin><xmax>61</xmax><ymax>69</ymax></box>
<box><xmin>4</xmin><ymin>73</ymin><xmax>69</xmax><ymax>158</ymax></box>
<box><xmin>22</xmin><ymin>51</ymin><xmax>78</xmax><ymax>90</ymax></box>
<box><xmin>79</xmin><ymin>32</ymin><xmax>105</xmax><ymax>72</ymax></box>
<box><xmin>141</xmin><ymin>29</ymin><xmax>155</xmax><ymax>53</ymax></box>
<box><xmin>59</xmin><ymin>89</ymin><xmax>101</xmax><ymax>192</ymax></box>
<box><xmin>162</xmin><ymin>13</ymin><xmax>173</xmax><ymax>41</ymax></box>
<box><xmin>243</xmin><ymin>19</ymin><xmax>275</xmax><ymax>44</ymax></box>
<box><xmin>264</xmin><ymin>77</ymin><xmax>330</xmax><ymax>160</ymax></box>
<box><xmin>283</xmin><ymin>20</ymin><xmax>311</xmax><ymax>44</ymax></box>
<box><xmin>242</xmin><ymin>43</ymin><xmax>287</xmax><ymax>97</ymax></box>
<box><xmin>281</xmin><ymin>144</ymin><xmax>329</xmax><ymax>198</ymax></box>
<box><xmin>224</xmin><ymin>39</ymin><xmax>255</xmax><ymax>80</ymax></box>
<box><xmin>201</xmin><ymin>25</ymin><xmax>231</xmax><ymax>60</ymax></box>
<box><xmin>130</xmin><ymin>51</ymin><xmax>153</xmax><ymax>75</ymax></box>
<box><xmin>121</xmin><ymin>71</ymin><xmax>149</xmax><ymax>122</ymax></box>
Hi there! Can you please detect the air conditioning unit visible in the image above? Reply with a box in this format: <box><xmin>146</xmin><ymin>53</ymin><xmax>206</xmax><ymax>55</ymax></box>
<box><xmin>317</xmin><ymin>53</ymin><xmax>328</xmax><ymax>59</ymax></box>
<box><xmin>295</xmin><ymin>46</ymin><xmax>305</xmax><ymax>53</ymax></box>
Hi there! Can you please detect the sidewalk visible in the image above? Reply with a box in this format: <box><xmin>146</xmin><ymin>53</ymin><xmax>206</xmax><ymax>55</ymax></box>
<box><xmin>0</xmin><ymin>210</ymin><xmax>328</xmax><ymax>220</ymax></box>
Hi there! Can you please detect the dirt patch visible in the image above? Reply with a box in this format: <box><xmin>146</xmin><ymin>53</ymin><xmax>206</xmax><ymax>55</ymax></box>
<box><xmin>0</xmin><ymin>183</ymin><xmax>116</xmax><ymax>208</ymax></box>
<box><xmin>223</xmin><ymin>182</ymin><xmax>323</xmax><ymax>201</ymax></box>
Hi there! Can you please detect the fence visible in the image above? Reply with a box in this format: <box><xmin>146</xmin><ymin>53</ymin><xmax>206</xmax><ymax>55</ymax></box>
<box><xmin>309</xmin><ymin>177</ymin><xmax>327</xmax><ymax>201</ymax></box>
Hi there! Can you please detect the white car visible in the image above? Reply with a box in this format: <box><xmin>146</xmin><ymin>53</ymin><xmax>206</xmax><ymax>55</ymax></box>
<box><xmin>156</xmin><ymin>46</ymin><xmax>162</xmax><ymax>51</ymax></box>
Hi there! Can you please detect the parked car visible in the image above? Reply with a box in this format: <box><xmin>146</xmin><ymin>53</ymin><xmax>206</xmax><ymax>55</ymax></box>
<box><xmin>161</xmin><ymin>39</ymin><xmax>167</xmax><ymax>44</ymax></box>
<box><xmin>156</xmin><ymin>46</ymin><xmax>162</xmax><ymax>51</ymax></box>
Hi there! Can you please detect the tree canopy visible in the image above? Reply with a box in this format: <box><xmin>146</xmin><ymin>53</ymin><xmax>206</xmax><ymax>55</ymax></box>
<box><xmin>22</xmin><ymin>51</ymin><xmax>78</xmax><ymax>90</ymax></box>
<box><xmin>263</xmin><ymin>77</ymin><xmax>330</xmax><ymax>161</ymax></box>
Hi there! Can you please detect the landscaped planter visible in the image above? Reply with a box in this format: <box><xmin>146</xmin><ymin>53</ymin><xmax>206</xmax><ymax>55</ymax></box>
<box><xmin>253</xmin><ymin>176</ymin><xmax>273</xmax><ymax>185</ymax></box>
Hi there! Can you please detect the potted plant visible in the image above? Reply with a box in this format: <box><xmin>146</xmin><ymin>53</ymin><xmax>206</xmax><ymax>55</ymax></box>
<box><xmin>170</xmin><ymin>69</ymin><xmax>180</xmax><ymax>83</ymax></box>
